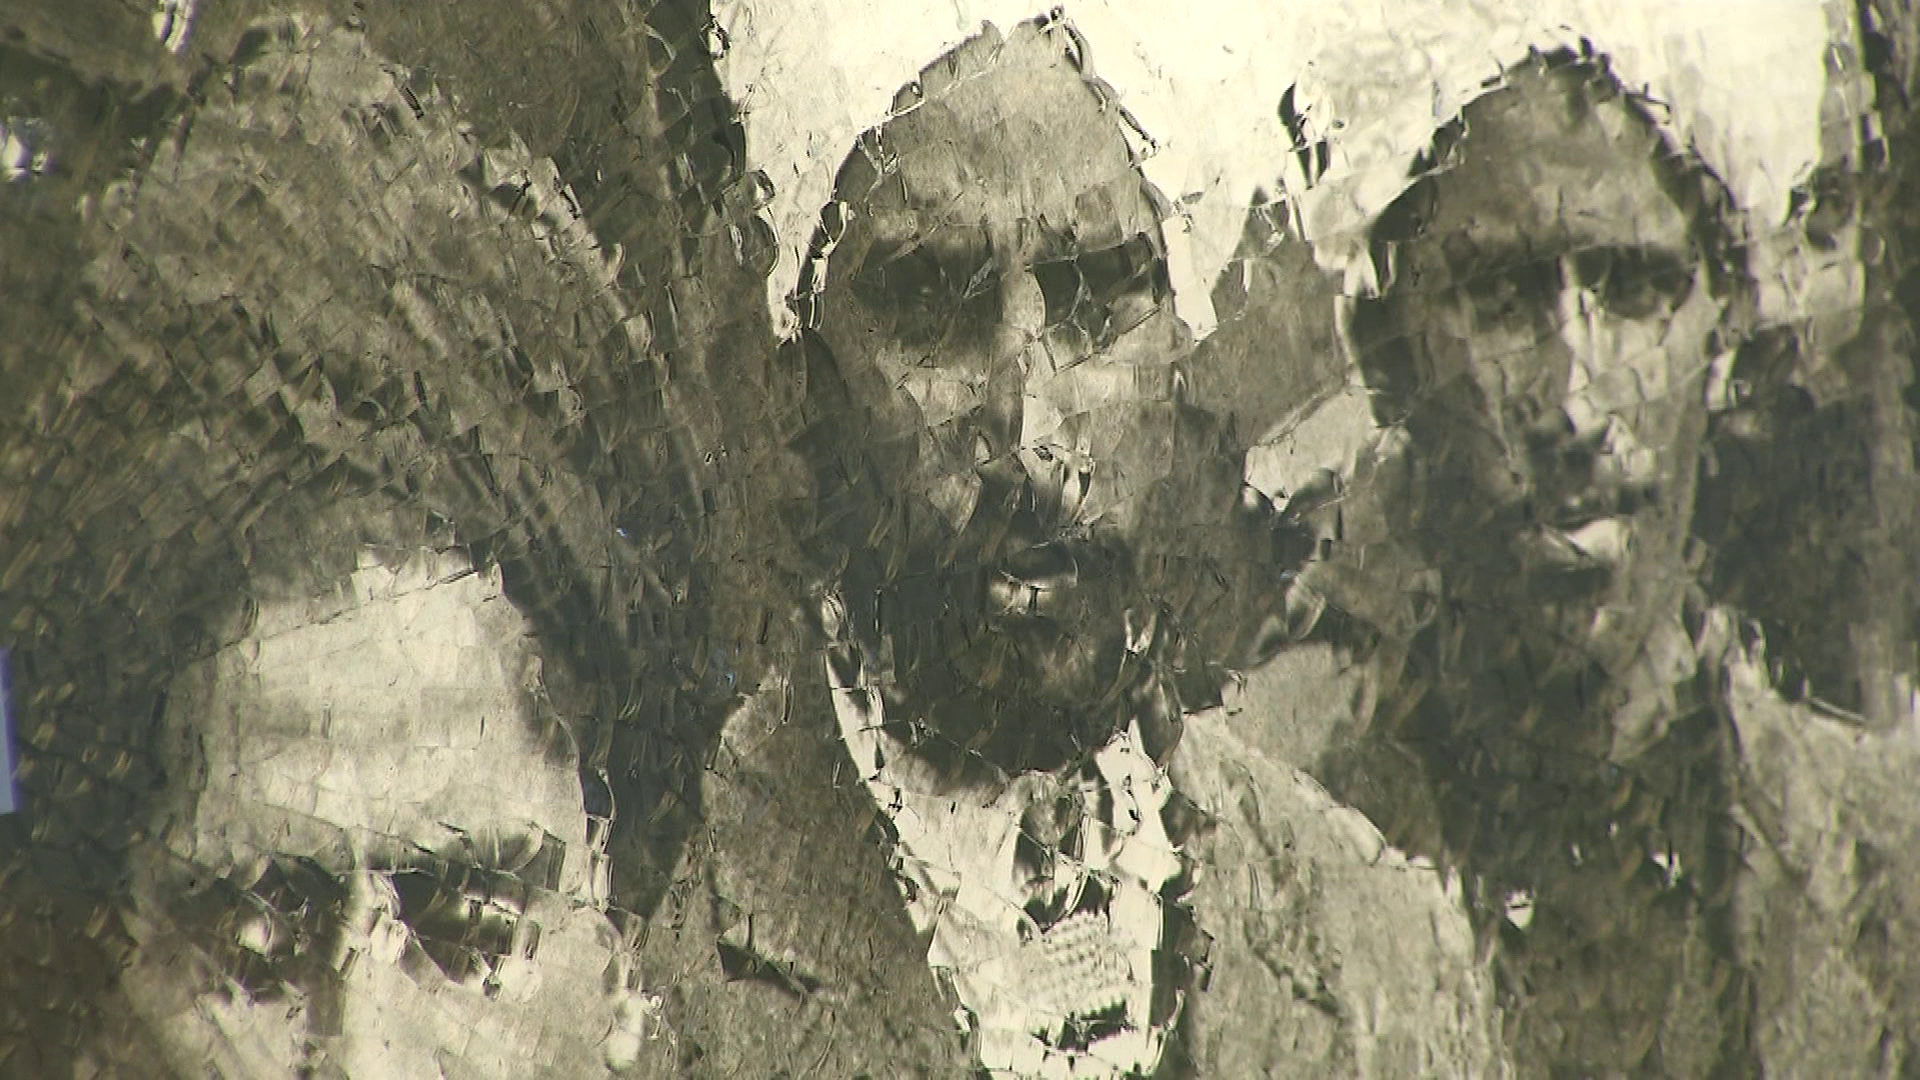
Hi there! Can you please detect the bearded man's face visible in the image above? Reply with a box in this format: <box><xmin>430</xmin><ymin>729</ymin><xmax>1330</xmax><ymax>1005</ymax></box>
<box><xmin>801</xmin><ymin>22</ymin><xmax>1309</xmax><ymax>777</ymax></box>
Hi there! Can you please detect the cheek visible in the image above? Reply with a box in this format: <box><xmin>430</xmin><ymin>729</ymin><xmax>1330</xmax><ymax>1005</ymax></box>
<box><xmin>462</xmin><ymin>722</ymin><xmax>588</xmax><ymax>837</ymax></box>
<box><xmin>893</xmin><ymin>366</ymin><xmax>990</xmax><ymax>430</ymax></box>
<box><xmin>1465</xmin><ymin>310</ymin><xmax>1575</xmax><ymax>432</ymax></box>
<box><xmin>1563</xmin><ymin>314</ymin><xmax>1672</xmax><ymax>416</ymax></box>
<box><xmin>1082</xmin><ymin>407</ymin><xmax>1223</xmax><ymax>537</ymax></box>
<box><xmin>119</xmin><ymin>965</ymin><xmax>311</xmax><ymax>1076</ymax></box>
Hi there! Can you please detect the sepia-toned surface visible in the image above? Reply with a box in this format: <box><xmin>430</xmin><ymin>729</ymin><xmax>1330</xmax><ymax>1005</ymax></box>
<box><xmin>3</xmin><ymin>0</ymin><xmax>1918</xmax><ymax>1077</ymax></box>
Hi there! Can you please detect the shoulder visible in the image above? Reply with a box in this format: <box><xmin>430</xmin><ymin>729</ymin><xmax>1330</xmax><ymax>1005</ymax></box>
<box><xmin>1704</xmin><ymin>615</ymin><xmax>1920</xmax><ymax>1078</ymax></box>
<box><xmin>637</xmin><ymin>667</ymin><xmax>972</xmax><ymax>1077</ymax></box>
<box><xmin>1167</xmin><ymin>710</ymin><xmax>1508</xmax><ymax>1078</ymax></box>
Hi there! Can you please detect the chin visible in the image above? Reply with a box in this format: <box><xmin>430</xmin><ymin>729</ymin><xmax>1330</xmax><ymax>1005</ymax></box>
<box><xmin>879</xmin><ymin>617</ymin><xmax>1147</xmax><ymax>776</ymax></box>
<box><xmin>857</xmin><ymin>556</ymin><xmax>1193</xmax><ymax>775</ymax></box>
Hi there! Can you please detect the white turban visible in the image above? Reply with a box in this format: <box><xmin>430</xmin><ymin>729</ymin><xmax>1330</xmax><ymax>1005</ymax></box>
<box><xmin>718</xmin><ymin>0</ymin><xmax>1838</xmax><ymax>337</ymax></box>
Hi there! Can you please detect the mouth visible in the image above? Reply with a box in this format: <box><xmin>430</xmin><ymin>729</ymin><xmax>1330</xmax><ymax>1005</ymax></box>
<box><xmin>1522</xmin><ymin>470</ymin><xmax>1665</xmax><ymax>573</ymax></box>
<box><xmin>1551</xmin><ymin>516</ymin><xmax>1633</xmax><ymax>564</ymax></box>
<box><xmin>1545</xmin><ymin>475</ymin><xmax>1660</xmax><ymax>527</ymax></box>
<box><xmin>983</xmin><ymin>539</ymin><xmax>1103</xmax><ymax>619</ymax></box>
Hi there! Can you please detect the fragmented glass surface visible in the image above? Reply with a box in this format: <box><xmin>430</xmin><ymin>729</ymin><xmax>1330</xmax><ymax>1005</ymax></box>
<box><xmin>3</xmin><ymin>1</ymin><xmax>1917</xmax><ymax>1078</ymax></box>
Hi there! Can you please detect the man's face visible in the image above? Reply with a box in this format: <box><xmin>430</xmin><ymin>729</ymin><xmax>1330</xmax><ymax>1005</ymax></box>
<box><xmin>1353</xmin><ymin>68</ymin><xmax>1728</xmax><ymax>678</ymax></box>
<box><xmin>122</xmin><ymin>553</ymin><xmax>649</xmax><ymax>1078</ymax></box>
<box><xmin>808</xmin><ymin>23</ymin><xmax>1243</xmax><ymax>772</ymax></box>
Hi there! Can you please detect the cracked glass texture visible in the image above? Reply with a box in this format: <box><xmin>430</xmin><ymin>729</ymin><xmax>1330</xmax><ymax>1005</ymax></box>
<box><xmin>3</xmin><ymin>2</ymin><xmax>1919</xmax><ymax>1079</ymax></box>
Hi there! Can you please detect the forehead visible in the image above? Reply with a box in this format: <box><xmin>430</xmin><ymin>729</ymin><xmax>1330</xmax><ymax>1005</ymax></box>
<box><xmin>834</xmin><ymin>25</ymin><xmax>1159</xmax><ymax>251</ymax></box>
<box><xmin>1396</xmin><ymin>68</ymin><xmax>1692</xmax><ymax>265</ymax></box>
<box><xmin>165</xmin><ymin>557</ymin><xmax>582</xmax><ymax>859</ymax></box>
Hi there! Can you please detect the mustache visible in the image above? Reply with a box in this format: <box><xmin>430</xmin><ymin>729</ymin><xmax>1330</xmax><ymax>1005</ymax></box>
<box><xmin>875</xmin><ymin>451</ymin><xmax>1319</xmax><ymax>670</ymax></box>
<box><xmin>959</xmin><ymin>464</ymin><xmax>1122</xmax><ymax>599</ymax></box>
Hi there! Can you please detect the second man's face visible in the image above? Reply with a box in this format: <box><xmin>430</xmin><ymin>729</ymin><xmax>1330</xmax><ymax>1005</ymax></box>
<box><xmin>1353</xmin><ymin>71</ymin><xmax>1728</xmax><ymax>677</ymax></box>
<box><xmin>806</xmin><ymin>24</ymin><xmax>1229</xmax><ymax>767</ymax></box>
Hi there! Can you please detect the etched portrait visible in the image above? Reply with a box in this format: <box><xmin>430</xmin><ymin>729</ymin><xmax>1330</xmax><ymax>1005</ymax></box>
<box><xmin>6</xmin><ymin>0</ymin><xmax>1920</xmax><ymax>1076</ymax></box>
<box><xmin>1326</xmin><ymin>50</ymin><xmax>1758</xmax><ymax>1073</ymax></box>
<box><xmin>778</xmin><ymin>16</ymin><xmax>1498</xmax><ymax>1077</ymax></box>
<box><xmin>0</xmin><ymin>9</ymin><xmax>734</xmax><ymax>1074</ymax></box>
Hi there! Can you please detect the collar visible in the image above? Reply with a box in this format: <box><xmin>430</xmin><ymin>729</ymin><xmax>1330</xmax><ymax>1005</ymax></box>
<box><xmin>822</xmin><ymin>599</ymin><xmax>1187</xmax><ymax>1078</ymax></box>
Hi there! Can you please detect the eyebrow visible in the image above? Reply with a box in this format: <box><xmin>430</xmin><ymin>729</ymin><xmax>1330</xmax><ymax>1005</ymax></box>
<box><xmin>862</xmin><ymin>220</ymin><xmax>993</xmax><ymax>263</ymax></box>
<box><xmin>1416</xmin><ymin>238</ymin><xmax>1689</xmax><ymax>291</ymax></box>
<box><xmin>1568</xmin><ymin>242</ymin><xmax>1695</xmax><ymax>277</ymax></box>
<box><xmin>859</xmin><ymin>180</ymin><xmax>975</xmax><ymax>240</ymax></box>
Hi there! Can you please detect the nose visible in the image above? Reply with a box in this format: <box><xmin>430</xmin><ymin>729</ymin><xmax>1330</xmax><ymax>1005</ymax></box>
<box><xmin>986</xmin><ymin>268</ymin><xmax>1192</xmax><ymax>528</ymax></box>
<box><xmin>971</xmin><ymin>267</ymin><xmax>1047</xmax><ymax>458</ymax></box>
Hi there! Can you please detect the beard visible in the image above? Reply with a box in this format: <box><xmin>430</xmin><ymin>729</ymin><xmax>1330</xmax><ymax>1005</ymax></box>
<box><xmin>832</xmin><ymin>435</ymin><xmax>1315</xmax><ymax>780</ymax></box>
<box><xmin>847</xmin><ymin>528</ymin><xmax>1152</xmax><ymax>777</ymax></box>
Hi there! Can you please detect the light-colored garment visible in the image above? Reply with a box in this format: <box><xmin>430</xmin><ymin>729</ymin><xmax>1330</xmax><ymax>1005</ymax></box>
<box><xmin>829</xmin><ymin>646</ymin><xmax>1185</xmax><ymax>1078</ymax></box>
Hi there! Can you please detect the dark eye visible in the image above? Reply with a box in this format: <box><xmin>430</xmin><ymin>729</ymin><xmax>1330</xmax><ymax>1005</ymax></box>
<box><xmin>1033</xmin><ymin>232</ymin><xmax>1168</xmax><ymax>349</ymax></box>
<box><xmin>202</xmin><ymin>857</ymin><xmax>349</xmax><ymax>1002</ymax></box>
<box><xmin>1460</xmin><ymin>259</ymin><xmax>1562</xmax><ymax>328</ymax></box>
<box><xmin>1033</xmin><ymin>258</ymin><xmax>1083</xmax><ymax>329</ymax></box>
<box><xmin>1348</xmin><ymin>294</ymin><xmax>1427</xmax><ymax>422</ymax></box>
<box><xmin>851</xmin><ymin>228</ymin><xmax>1000</xmax><ymax>348</ymax></box>
<box><xmin>388</xmin><ymin>862</ymin><xmax>528</xmax><ymax>993</ymax></box>
<box><xmin>1569</xmin><ymin>247</ymin><xmax>1696</xmax><ymax>319</ymax></box>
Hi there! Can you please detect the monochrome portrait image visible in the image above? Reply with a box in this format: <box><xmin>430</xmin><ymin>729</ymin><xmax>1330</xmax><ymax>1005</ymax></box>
<box><xmin>4</xmin><ymin>0</ymin><xmax>1919</xmax><ymax>1077</ymax></box>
